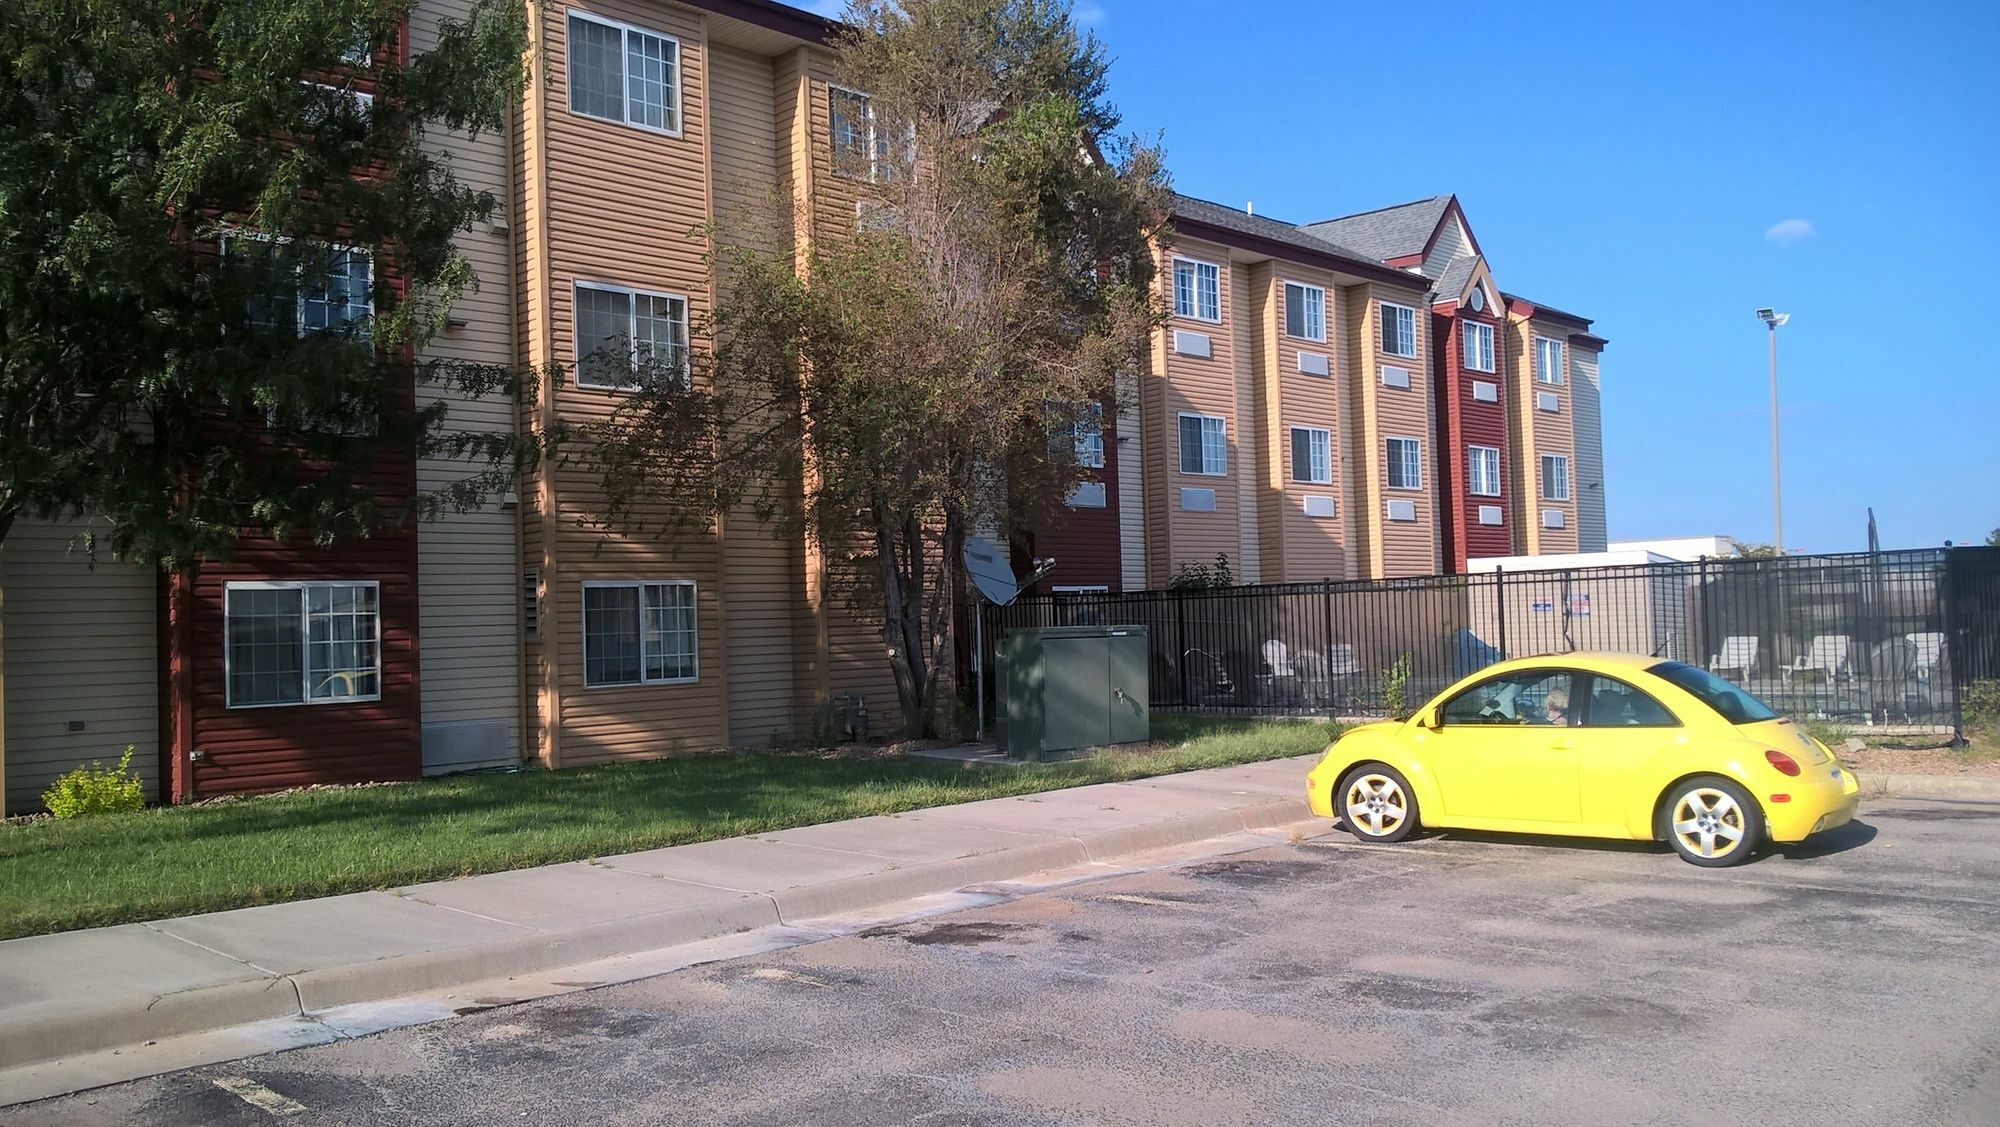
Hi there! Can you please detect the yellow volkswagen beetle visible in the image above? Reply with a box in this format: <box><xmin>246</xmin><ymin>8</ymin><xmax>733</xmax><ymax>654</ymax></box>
<box><xmin>1305</xmin><ymin>653</ymin><xmax>1861</xmax><ymax>867</ymax></box>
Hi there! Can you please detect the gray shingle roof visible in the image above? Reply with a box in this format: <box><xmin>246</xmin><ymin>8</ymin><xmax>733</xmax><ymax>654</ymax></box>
<box><xmin>1432</xmin><ymin>256</ymin><xmax>1478</xmax><ymax>305</ymax></box>
<box><xmin>1169</xmin><ymin>193</ymin><xmax>1385</xmax><ymax>268</ymax></box>
<box><xmin>1301</xmin><ymin>197</ymin><xmax>1451</xmax><ymax>263</ymax></box>
<box><xmin>1500</xmin><ymin>291</ymin><xmax>1594</xmax><ymax>329</ymax></box>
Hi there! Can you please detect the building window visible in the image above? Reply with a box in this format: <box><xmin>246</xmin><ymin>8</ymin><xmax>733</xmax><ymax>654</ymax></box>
<box><xmin>1468</xmin><ymin>445</ymin><xmax>1501</xmax><ymax>497</ymax></box>
<box><xmin>829</xmin><ymin>86</ymin><xmax>889</xmax><ymax>180</ymax></box>
<box><xmin>567</xmin><ymin>13</ymin><xmax>681</xmax><ymax>134</ymax></box>
<box><xmin>1073</xmin><ymin>402</ymin><xmax>1105</xmax><ymax>469</ymax></box>
<box><xmin>1541</xmin><ymin>453</ymin><xmax>1571</xmax><ymax>501</ymax></box>
<box><xmin>1290</xmin><ymin>426</ymin><xmax>1331</xmax><ymax>484</ymax></box>
<box><xmin>574</xmin><ymin>281</ymin><xmax>688</xmax><ymax>390</ymax></box>
<box><xmin>225</xmin><ymin>581</ymin><xmax>381</xmax><ymax>708</ymax></box>
<box><xmin>1535</xmin><ymin>336</ymin><xmax>1566</xmax><ymax>385</ymax></box>
<box><xmin>1386</xmin><ymin>437</ymin><xmax>1423</xmax><ymax>490</ymax></box>
<box><xmin>1173</xmin><ymin>258</ymin><xmax>1220</xmax><ymax>322</ymax></box>
<box><xmin>1284</xmin><ymin>282</ymin><xmax>1325</xmax><ymax>342</ymax></box>
<box><xmin>582</xmin><ymin>580</ymin><xmax>698</xmax><ymax>687</ymax></box>
<box><xmin>226</xmin><ymin>235</ymin><xmax>374</xmax><ymax>340</ymax></box>
<box><xmin>1178</xmin><ymin>412</ymin><xmax>1226</xmax><ymax>476</ymax></box>
<box><xmin>1380</xmin><ymin>301</ymin><xmax>1417</xmax><ymax>357</ymax></box>
<box><xmin>1462</xmin><ymin>321</ymin><xmax>1495</xmax><ymax>372</ymax></box>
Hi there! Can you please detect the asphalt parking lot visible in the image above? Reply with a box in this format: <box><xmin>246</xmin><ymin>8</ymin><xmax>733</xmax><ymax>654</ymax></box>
<box><xmin>18</xmin><ymin>796</ymin><xmax>2000</xmax><ymax>1126</ymax></box>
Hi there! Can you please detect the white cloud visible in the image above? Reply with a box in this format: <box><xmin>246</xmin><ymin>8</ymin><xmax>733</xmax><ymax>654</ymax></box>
<box><xmin>1073</xmin><ymin>2</ymin><xmax>1108</xmax><ymax>25</ymax></box>
<box><xmin>1764</xmin><ymin>218</ymin><xmax>1815</xmax><ymax>246</ymax></box>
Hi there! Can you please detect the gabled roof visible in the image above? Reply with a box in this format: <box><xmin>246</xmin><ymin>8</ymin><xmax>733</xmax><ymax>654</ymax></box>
<box><xmin>1168</xmin><ymin>194</ymin><xmax>1426</xmax><ymax>291</ymax></box>
<box><xmin>1301</xmin><ymin>197</ymin><xmax>1452</xmax><ymax>262</ymax></box>
<box><xmin>1432</xmin><ymin>256</ymin><xmax>1479</xmax><ymax>308</ymax></box>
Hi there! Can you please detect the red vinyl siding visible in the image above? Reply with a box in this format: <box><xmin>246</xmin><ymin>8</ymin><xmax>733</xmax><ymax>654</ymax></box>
<box><xmin>1432</xmin><ymin>311</ymin><xmax>1511</xmax><ymax>572</ymax></box>
<box><xmin>1027</xmin><ymin>406</ymin><xmax>1123</xmax><ymax>591</ymax></box>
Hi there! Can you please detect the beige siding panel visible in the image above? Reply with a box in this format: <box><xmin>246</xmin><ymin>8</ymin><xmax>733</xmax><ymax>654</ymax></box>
<box><xmin>2</xmin><ymin>519</ymin><xmax>160</xmax><ymax>812</ymax></box>
<box><xmin>708</xmin><ymin>43</ymin><xmax>802</xmax><ymax>745</ymax></box>
<box><xmin>1116</xmin><ymin>369</ymin><xmax>1147</xmax><ymax>590</ymax></box>
<box><xmin>411</xmin><ymin>0</ymin><xmax>523</xmax><ymax>773</ymax></box>
<box><xmin>1572</xmin><ymin>347</ymin><xmax>1607</xmax><ymax>551</ymax></box>
<box><xmin>1421</xmin><ymin>213</ymin><xmax>1471</xmax><ymax>281</ymax></box>
<box><xmin>1232</xmin><ymin>262</ymin><xmax>1261</xmax><ymax>583</ymax></box>
<box><xmin>1271</xmin><ymin>266</ymin><xmax>1348</xmax><ymax>582</ymax></box>
<box><xmin>1514</xmin><ymin>317</ymin><xmax>1579</xmax><ymax>555</ymax></box>
<box><xmin>1338</xmin><ymin>282</ymin><xmax>1374</xmax><ymax>577</ymax></box>
<box><xmin>1154</xmin><ymin>237</ymin><xmax>1241</xmax><ymax>579</ymax></box>
<box><xmin>1365</xmin><ymin>286</ymin><xmax>1439</xmax><ymax>577</ymax></box>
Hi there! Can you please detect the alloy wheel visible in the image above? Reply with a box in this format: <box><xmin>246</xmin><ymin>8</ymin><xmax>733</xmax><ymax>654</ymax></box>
<box><xmin>1672</xmin><ymin>788</ymin><xmax>1747</xmax><ymax>860</ymax></box>
<box><xmin>1344</xmin><ymin>773</ymin><xmax>1409</xmax><ymax>837</ymax></box>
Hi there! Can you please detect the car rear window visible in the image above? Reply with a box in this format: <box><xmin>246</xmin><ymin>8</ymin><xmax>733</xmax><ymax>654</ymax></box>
<box><xmin>1649</xmin><ymin>661</ymin><xmax>1779</xmax><ymax>724</ymax></box>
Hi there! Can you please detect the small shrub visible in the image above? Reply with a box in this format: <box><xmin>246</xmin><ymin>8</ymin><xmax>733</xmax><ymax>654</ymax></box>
<box><xmin>1964</xmin><ymin>680</ymin><xmax>2000</xmax><ymax>729</ymax></box>
<box><xmin>1167</xmin><ymin>554</ymin><xmax>1235</xmax><ymax>590</ymax></box>
<box><xmin>41</xmin><ymin>747</ymin><xmax>145</xmax><ymax>819</ymax></box>
<box><xmin>1382</xmin><ymin>653</ymin><xmax>1414</xmax><ymax>717</ymax></box>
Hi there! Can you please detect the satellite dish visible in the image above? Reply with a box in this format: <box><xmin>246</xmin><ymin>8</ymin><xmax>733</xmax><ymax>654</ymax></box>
<box><xmin>963</xmin><ymin>537</ymin><xmax>1023</xmax><ymax>606</ymax></box>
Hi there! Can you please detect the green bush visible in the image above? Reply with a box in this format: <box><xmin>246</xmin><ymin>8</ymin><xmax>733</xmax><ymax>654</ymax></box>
<box><xmin>42</xmin><ymin>747</ymin><xmax>145</xmax><ymax>819</ymax></box>
<box><xmin>1382</xmin><ymin>652</ymin><xmax>1415</xmax><ymax>718</ymax></box>
<box><xmin>1964</xmin><ymin>680</ymin><xmax>2000</xmax><ymax>729</ymax></box>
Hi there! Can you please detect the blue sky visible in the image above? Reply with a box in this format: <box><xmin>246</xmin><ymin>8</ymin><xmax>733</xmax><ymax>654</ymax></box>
<box><xmin>814</xmin><ymin>0</ymin><xmax>2000</xmax><ymax>552</ymax></box>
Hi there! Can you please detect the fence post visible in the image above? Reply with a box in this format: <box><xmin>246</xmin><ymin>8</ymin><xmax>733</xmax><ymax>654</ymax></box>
<box><xmin>1174</xmin><ymin>589</ymin><xmax>1189</xmax><ymax>707</ymax></box>
<box><xmin>1321</xmin><ymin>577</ymin><xmax>1335</xmax><ymax>710</ymax></box>
<box><xmin>1495</xmin><ymin>566</ymin><xmax>1507</xmax><ymax>660</ymax></box>
<box><xmin>1941</xmin><ymin>550</ymin><xmax>1962</xmax><ymax>745</ymax></box>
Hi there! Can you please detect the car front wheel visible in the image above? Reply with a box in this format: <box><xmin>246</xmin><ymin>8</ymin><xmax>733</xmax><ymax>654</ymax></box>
<box><xmin>1661</xmin><ymin>776</ymin><xmax>1763</xmax><ymax>867</ymax></box>
<box><xmin>1338</xmin><ymin>764</ymin><xmax>1419</xmax><ymax>844</ymax></box>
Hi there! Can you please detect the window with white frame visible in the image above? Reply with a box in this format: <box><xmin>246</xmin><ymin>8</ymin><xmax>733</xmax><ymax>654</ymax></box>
<box><xmin>574</xmin><ymin>281</ymin><xmax>688</xmax><ymax>390</ymax></box>
<box><xmin>226</xmin><ymin>234</ymin><xmax>373</xmax><ymax>340</ymax></box>
<box><xmin>1541</xmin><ymin>453</ymin><xmax>1571</xmax><ymax>501</ymax></box>
<box><xmin>1284</xmin><ymin>282</ymin><xmax>1325</xmax><ymax>341</ymax></box>
<box><xmin>582</xmin><ymin>580</ymin><xmax>698</xmax><ymax>687</ymax></box>
<box><xmin>1462</xmin><ymin>321</ymin><xmax>1495</xmax><ymax>372</ymax></box>
<box><xmin>1386</xmin><ymin>437</ymin><xmax>1423</xmax><ymax>490</ymax></box>
<box><xmin>567</xmin><ymin>13</ymin><xmax>681</xmax><ymax>133</ymax></box>
<box><xmin>1071</xmin><ymin>402</ymin><xmax>1105</xmax><ymax>468</ymax></box>
<box><xmin>1535</xmin><ymin>336</ymin><xmax>1566</xmax><ymax>385</ymax></box>
<box><xmin>225</xmin><ymin>581</ymin><xmax>381</xmax><ymax>707</ymax></box>
<box><xmin>1178</xmin><ymin>412</ymin><xmax>1226</xmax><ymax>475</ymax></box>
<box><xmin>1290</xmin><ymin>426</ymin><xmax>1331</xmax><ymax>484</ymax></box>
<box><xmin>1380</xmin><ymin>301</ymin><xmax>1417</xmax><ymax>357</ymax></box>
<box><xmin>1173</xmin><ymin>258</ymin><xmax>1220</xmax><ymax>322</ymax></box>
<box><xmin>829</xmin><ymin>86</ymin><xmax>891</xmax><ymax>180</ymax></box>
<box><xmin>1467</xmin><ymin>444</ymin><xmax>1501</xmax><ymax>497</ymax></box>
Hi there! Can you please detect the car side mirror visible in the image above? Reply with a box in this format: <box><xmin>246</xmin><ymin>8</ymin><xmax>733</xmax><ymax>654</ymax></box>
<box><xmin>1416</xmin><ymin>708</ymin><xmax>1440</xmax><ymax>731</ymax></box>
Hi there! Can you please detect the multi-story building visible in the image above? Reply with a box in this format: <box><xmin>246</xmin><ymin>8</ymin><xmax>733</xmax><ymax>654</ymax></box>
<box><xmin>0</xmin><ymin>1</ymin><xmax>1609</xmax><ymax>810</ymax></box>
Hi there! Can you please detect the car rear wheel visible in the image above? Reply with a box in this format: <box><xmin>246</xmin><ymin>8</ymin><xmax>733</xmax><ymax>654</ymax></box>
<box><xmin>1338</xmin><ymin>764</ymin><xmax>1419</xmax><ymax>844</ymax></box>
<box><xmin>1661</xmin><ymin>776</ymin><xmax>1763</xmax><ymax>867</ymax></box>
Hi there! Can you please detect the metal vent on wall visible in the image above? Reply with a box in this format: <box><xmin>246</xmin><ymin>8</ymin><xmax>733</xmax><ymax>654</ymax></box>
<box><xmin>1381</xmin><ymin>366</ymin><xmax>1412</xmax><ymax>389</ymax></box>
<box><xmin>1385</xmin><ymin>498</ymin><xmax>1417</xmax><ymax>522</ymax></box>
<box><xmin>1537</xmin><ymin>391</ymin><xmax>1560</xmax><ymax>413</ymax></box>
<box><xmin>1471</xmin><ymin>380</ymin><xmax>1499</xmax><ymax>402</ymax></box>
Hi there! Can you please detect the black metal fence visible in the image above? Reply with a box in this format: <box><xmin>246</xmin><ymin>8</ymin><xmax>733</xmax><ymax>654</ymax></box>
<box><xmin>984</xmin><ymin>547</ymin><xmax>2000</xmax><ymax>734</ymax></box>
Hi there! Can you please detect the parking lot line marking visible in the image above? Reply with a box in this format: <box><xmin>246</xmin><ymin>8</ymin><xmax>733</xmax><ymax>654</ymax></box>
<box><xmin>1101</xmin><ymin>894</ymin><xmax>1185</xmax><ymax>908</ymax></box>
<box><xmin>211</xmin><ymin>1076</ymin><xmax>306</xmax><ymax>1117</ymax></box>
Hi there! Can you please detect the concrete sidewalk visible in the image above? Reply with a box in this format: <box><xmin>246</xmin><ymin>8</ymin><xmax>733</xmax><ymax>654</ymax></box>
<box><xmin>0</xmin><ymin>755</ymin><xmax>1319</xmax><ymax>1088</ymax></box>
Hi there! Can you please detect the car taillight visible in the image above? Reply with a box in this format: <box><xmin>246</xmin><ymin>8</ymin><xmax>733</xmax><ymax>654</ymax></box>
<box><xmin>1765</xmin><ymin>748</ymin><xmax>1801</xmax><ymax>777</ymax></box>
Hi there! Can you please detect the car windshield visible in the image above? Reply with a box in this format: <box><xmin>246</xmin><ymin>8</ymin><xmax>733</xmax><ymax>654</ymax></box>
<box><xmin>1649</xmin><ymin>661</ymin><xmax>1779</xmax><ymax>724</ymax></box>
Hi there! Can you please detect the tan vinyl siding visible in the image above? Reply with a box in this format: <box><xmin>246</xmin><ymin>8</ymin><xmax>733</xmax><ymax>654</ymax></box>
<box><xmin>1153</xmin><ymin>237</ymin><xmax>1241</xmax><ymax>578</ymax></box>
<box><xmin>709</xmin><ymin>42</ymin><xmax>802</xmax><ymax>745</ymax></box>
<box><xmin>1421</xmin><ymin>214</ymin><xmax>1471</xmax><ymax>280</ymax></box>
<box><xmin>1231</xmin><ymin>262</ymin><xmax>1261</xmax><ymax>583</ymax></box>
<box><xmin>1362</xmin><ymin>285</ymin><xmax>1438</xmax><ymax>577</ymax></box>
<box><xmin>1116</xmin><ymin>371</ymin><xmax>1148</xmax><ymax>590</ymax></box>
<box><xmin>1269</xmin><ymin>267</ymin><xmax>1348</xmax><ymax>582</ymax></box>
<box><xmin>411</xmin><ymin>0</ymin><xmax>523</xmax><ymax>773</ymax></box>
<box><xmin>1505</xmin><ymin>315</ymin><xmax>1579</xmax><ymax>555</ymax></box>
<box><xmin>1337</xmin><ymin>282</ymin><xmax>1372</xmax><ymax>577</ymax></box>
<box><xmin>532</xmin><ymin>1</ymin><xmax>730</xmax><ymax>764</ymax></box>
<box><xmin>1</xmin><ymin>519</ymin><xmax>160</xmax><ymax>812</ymax></box>
<box><xmin>1571</xmin><ymin>346</ymin><xmax>1607</xmax><ymax>551</ymax></box>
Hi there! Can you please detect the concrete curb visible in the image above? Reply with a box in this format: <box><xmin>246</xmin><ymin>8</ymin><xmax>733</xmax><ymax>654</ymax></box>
<box><xmin>1864</xmin><ymin>773</ymin><xmax>2000</xmax><ymax>802</ymax></box>
<box><xmin>0</xmin><ymin>787</ymin><xmax>1318</xmax><ymax>1076</ymax></box>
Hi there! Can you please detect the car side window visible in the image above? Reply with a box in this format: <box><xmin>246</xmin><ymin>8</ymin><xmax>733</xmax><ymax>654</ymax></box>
<box><xmin>1439</xmin><ymin>671</ymin><xmax>1574</xmax><ymax>727</ymax></box>
<box><xmin>1582</xmin><ymin>674</ymin><xmax>1680</xmax><ymax>728</ymax></box>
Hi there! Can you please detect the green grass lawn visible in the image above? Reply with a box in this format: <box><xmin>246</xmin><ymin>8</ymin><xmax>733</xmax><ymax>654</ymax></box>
<box><xmin>0</xmin><ymin>715</ymin><xmax>1335</xmax><ymax>940</ymax></box>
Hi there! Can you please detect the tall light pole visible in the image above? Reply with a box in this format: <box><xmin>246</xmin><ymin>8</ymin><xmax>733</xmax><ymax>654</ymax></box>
<box><xmin>1756</xmin><ymin>308</ymin><xmax>1790</xmax><ymax>554</ymax></box>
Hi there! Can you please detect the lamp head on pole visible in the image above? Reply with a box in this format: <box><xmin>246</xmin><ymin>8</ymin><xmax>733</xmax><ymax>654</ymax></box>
<box><xmin>1755</xmin><ymin>308</ymin><xmax>1791</xmax><ymax>328</ymax></box>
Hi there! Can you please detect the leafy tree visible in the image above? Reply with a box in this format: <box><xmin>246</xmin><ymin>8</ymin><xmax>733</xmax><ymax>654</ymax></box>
<box><xmin>1729</xmin><ymin>539</ymin><xmax>1782</xmax><ymax>558</ymax></box>
<box><xmin>0</xmin><ymin>0</ymin><xmax>530</xmax><ymax>562</ymax></box>
<box><xmin>1986</xmin><ymin>527</ymin><xmax>1999</xmax><ymax>548</ymax></box>
<box><xmin>575</xmin><ymin>0</ymin><xmax>1169</xmax><ymax>737</ymax></box>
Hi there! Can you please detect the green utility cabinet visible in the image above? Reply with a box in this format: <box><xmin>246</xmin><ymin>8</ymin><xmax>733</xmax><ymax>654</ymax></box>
<box><xmin>1000</xmin><ymin>626</ymin><xmax>1149</xmax><ymax>760</ymax></box>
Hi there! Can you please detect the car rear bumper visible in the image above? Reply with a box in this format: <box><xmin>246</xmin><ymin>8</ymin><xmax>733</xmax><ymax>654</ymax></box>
<box><xmin>1765</xmin><ymin>765</ymin><xmax>1862</xmax><ymax>843</ymax></box>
